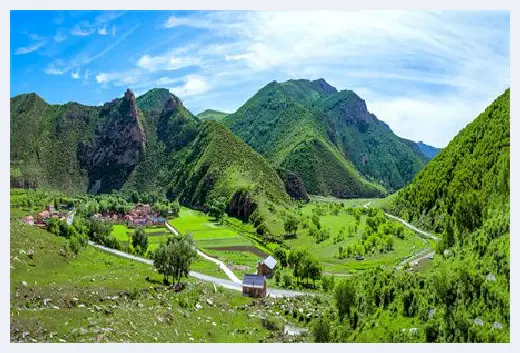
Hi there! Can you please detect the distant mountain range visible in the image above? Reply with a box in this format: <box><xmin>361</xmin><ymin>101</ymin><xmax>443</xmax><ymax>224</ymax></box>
<box><xmin>222</xmin><ymin>78</ymin><xmax>429</xmax><ymax>197</ymax></box>
<box><xmin>10</xmin><ymin>78</ymin><xmax>444</xmax><ymax>221</ymax></box>
<box><xmin>196</xmin><ymin>109</ymin><xmax>229</xmax><ymax>122</ymax></box>
<box><xmin>415</xmin><ymin>141</ymin><xmax>441</xmax><ymax>159</ymax></box>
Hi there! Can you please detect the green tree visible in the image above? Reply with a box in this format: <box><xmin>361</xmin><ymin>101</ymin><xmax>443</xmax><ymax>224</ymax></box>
<box><xmin>284</xmin><ymin>215</ymin><xmax>299</xmax><ymax>237</ymax></box>
<box><xmin>335</xmin><ymin>279</ymin><xmax>357</xmax><ymax>321</ymax></box>
<box><xmin>132</xmin><ymin>227</ymin><xmax>148</xmax><ymax>255</ymax></box>
<box><xmin>153</xmin><ymin>235</ymin><xmax>197</xmax><ymax>285</ymax></box>
<box><xmin>274</xmin><ymin>247</ymin><xmax>288</xmax><ymax>267</ymax></box>
<box><xmin>312</xmin><ymin>316</ymin><xmax>331</xmax><ymax>342</ymax></box>
<box><xmin>68</xmin><ymin>236</ymin><xmax>81</xmax><ymax>255</ymax></box>
<box><xmin>207</xmin><ymin>196</ymin><xmax>227</xmax><ymax>222</ymax></box>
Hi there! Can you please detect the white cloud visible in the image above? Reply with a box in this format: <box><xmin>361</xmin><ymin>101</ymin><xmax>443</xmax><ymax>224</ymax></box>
<box><xmin>156</xmin><ymin>76</ymin><xmax>181</xmax><ymax>86</ymax></box>
<box><xmin>136</xmin><ymin>54</ymin><xmax>200</xmax><ymax>72</ymax></box>
<box><xmin>70</xmin><ymin>25</ymin><xmax>95</xmax><ymax>37</ymax></box>
<box><xmin>71</xmin><ymin>69</ymin><xmax>80</xmax><ymax>79</ymax></box>
<box><xmin>164</xmin><ymin>16</ymin><xmax>212</xmax><ymax>29</ymax></box>
<box><xmin>98</xmin><ymin>26</ymin><xmax>108</xmax><ymax>35</ymax></box>
<box><xmin>158</xmin><ymin>11</ymin><xmax>509</xmax><ymax>146</ymax></box>
<box><xmin>84</xmin><ymin>69</ymin><xmax>90</xmax><ymax>80</ymax></box>
<box><xmin>170</xmin><ymin>76</ymin><xmax>209</xmax><ymax>98</ymax></box>
<box><xmin>44</xmin><ymin>63</ymin><xmax>67</xmax><ymax>75</ymax></box>
<box><xmin>111</xmin><ymin>26</ymin><xmax>116</xmax><ymax>36</ymax></box>
<box><xmin>54</xmin><ymin>32</ymin><xmax>67</xmax><ymax>43</ymax></box>
<box><xmin>14</xmin><ymin>34</ymin><xmax>45</xmax><ymax>55</ymax></box>
<box><xmin>96</xmin><ymin>73</ymin><xmax>109</xmax><ymax>84</ymax></box>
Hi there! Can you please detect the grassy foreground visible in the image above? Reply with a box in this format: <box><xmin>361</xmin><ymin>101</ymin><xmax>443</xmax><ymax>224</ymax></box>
<box><xmin>10</xmin><ymin>221</ymin><xmax>322</xmax><ymax>343</ymax></box>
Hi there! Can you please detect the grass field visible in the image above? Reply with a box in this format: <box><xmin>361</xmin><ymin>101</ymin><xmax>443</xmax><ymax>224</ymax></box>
<box><xmin>170</xmin><ymin>207</ymin><xmax>253</xmax><ymax>249</ymax></box>
<box><xmin>286</xmin><ymin>202</ymin><xmax>427</xmax><ymax>274</ymax></box>
<box><xmin>111</xmin><ymin>224</ymin><xmax>171</xmax><ymax>251</ymax></box>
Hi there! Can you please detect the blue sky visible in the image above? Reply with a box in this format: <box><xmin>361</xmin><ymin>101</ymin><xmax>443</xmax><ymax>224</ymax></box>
<box><xmin>10</xmin><ymin>10</ymin><xmax>510</xmax><ymax>147</ymax></box>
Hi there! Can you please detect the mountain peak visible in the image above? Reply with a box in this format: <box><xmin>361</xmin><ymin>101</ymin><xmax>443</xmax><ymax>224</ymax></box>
<box><xmin>124</xmin><ymin>88</ymin><xmax>135</xmax><ymax>101</ymax></box>
<box><xmin>310</xmin><ymin>78</ymin><xmax>338</xmax><ymax>94</ymax></box>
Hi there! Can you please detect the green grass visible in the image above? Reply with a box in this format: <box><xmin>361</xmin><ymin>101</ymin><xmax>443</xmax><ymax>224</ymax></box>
<box><xmin>287</xmin><ymin>203</ymin><xmax>428</xmax><ymax>274</ymax></box>
<box><xmin>111</xmin><ymin>224</ymin><xmax>172</xmax><ymax>251</ymax></box>
<box><xmin>170</xmin><ymin>207</ymin><xmax>253</xmax><ymax>249</ymax></box>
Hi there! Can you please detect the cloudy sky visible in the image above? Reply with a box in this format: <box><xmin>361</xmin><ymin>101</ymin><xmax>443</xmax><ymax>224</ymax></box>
<box><xmin>10</xmin><ymin>10</ymin><xmax>509</xmax><ymax>147</ymax></box>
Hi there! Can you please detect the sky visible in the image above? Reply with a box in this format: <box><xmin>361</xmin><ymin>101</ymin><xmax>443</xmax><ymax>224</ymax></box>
<box><xmin>10</xmin><ymin>10</ymin><xmax>510</xmax><ymax>147</ymax></box>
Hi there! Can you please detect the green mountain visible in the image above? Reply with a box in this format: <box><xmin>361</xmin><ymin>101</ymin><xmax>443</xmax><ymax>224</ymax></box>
<box><xmin>10</xmin><ymin>89</ymin><xmax>289</xmax><ymax>220</ymax></box>
<box><xmin>196</xmin><ymin>109</ymin><xmax>230</xmax><ymax>122</ymax></box>
<box><xmin>416</xmin><ymin>141</ymin><xmax>441</xmax><ymax>159</ymax></box>
<box><xmin>390</xmin><ymin>89</ymin><xmax>509</xmax><ymax>342</ymax></box>
<box><xmin>223</xmin><ymin>78</ymin><xmax>428</xmax><ymax>197</ymax></box>
<box><xmin>392</xmin><ymin>88</ymin><xmax>509</xmax><ymax>235</ymax></box>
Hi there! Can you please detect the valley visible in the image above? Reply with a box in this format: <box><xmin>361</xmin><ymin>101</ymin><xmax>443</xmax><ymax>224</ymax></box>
<box><xmin>9</xmin><ymin>84</ymin><xmax>510</xmax><ymax>343</ymax></box>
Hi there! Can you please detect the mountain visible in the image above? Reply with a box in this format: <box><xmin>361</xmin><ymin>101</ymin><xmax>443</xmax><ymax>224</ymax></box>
<box><xmin>10</xmin><ymin>89</ymin><xmax>290</xmax><ymax>220</ymax></box>
<box><xmin>392</xmin><ymin>88</ymin><xmax>509</xmax><ymax>235</ymax></box>
<box><xmin>222</xmin><ymin>78</ymin><xmax>428</xmax><ymax>197</ymax></box>
<box><xmin>390</xmin><ymin>89</ymin><xmax>509</xmax><ymax>342</ymax></box>
<box><xmin>416</xmin><ymin>141</ymin><xmax>441</xmax><ymax>159</ymax></box>
<box><xmin>196</xmin><ymin>109</ymin><xmax>230</xmax><ymax>122</ymax></box>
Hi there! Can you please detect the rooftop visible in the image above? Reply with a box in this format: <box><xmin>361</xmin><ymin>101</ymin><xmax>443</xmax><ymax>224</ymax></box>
<box><xmin>242</xmin><ymin>274</ymin><xmax>266</xmax><ymax>288</ymax></box>
<box><xmin>261</xmin><ymin>256</ymin><xmax>277</xmax><ymax>269</ymax></box>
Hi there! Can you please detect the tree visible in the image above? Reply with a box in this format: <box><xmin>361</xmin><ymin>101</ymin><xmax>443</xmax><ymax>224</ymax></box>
<box><xmin>335</xmin><ymin>279</ymin><xmax>357</xmax><ymax>321</ymax></box>
<box><xmin>207</xmin><ymin>197</ymin><xmax>227</xmax><ymax>222</ymax></box>
<box><xmin>169</xmin><ymin>200</ymin><xmax>180</xmax><ymax>218</ymax></box>
<box><xmin>132</xmin><ymin>227</ymin><xmax>148</xmax><ymax>255</ymax></box>
<box><xmin>274</xmin><ymin>247</ymin><xmax>288</xmax><ymax>268</ymax></box>
<box><xmin>68</xmin><ymin>236</ymin><xmax>81</xmax><ymax>255</ymax></box>
<box><xmin>312</xmin><ymin>316</ymin><xmax>331</xmax><ymax>342</ymax></box>
<box><xmin>312</xmin><ymin>214</ymin><xmax>321</xmax><ymax>229</ymax></box>
<box><xmin>284</xmin><ymin>215</ymin><xmax>299</xmax><ymax>237</ymax></box>
<box><xmin>153</xmin><ymin>235</ymin><xmax>197</xmax><ymax>285</ymax></box>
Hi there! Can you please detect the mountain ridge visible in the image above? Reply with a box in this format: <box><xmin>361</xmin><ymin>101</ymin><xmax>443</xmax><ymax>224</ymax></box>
<box><xmin>223</xmin><ymin>78</ymin><xmax>428</xmax><ymax>197</ymax></box>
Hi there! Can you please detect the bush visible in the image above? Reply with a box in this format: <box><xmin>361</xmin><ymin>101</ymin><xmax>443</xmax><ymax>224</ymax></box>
<box><xmin>68</xmin><ymin>236</ymin><xmax>81</xmax><ymax>255</ymax></box>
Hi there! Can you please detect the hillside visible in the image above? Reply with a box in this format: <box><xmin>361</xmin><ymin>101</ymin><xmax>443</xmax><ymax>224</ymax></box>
<box><xmin>387</xmin><ymin>88</ymin><xmax>510</xmax><ymax>343</ymax></box>
<box><xmin>223</xmin><ymin>79</ymin><xmax>428</xmax><ymax>197</ymax></box>
<box><xmin>196</xmin><ymin>109</ymin><xmax>229</xmax><ymax>121</ymax></box>
<box><xmin>392</xmin><ymin>88</ymin><xmax>510</xmax><ymax>235</ymax></box>
<box><xmin>10</xmin><ymin>89</ymin><xmax>290</xmax><ymax>221</ymax></box>
<box><xmin>416</xmin><ymin>141</ymin><xmax>441</xmax><ymax>159</ymax></box>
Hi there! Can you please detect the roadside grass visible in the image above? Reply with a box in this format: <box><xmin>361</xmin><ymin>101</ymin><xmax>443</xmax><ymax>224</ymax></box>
<box><xmin>191</xmin><ymin>258</ymin><xmax>229</xmax><ymax>280</ymax></box>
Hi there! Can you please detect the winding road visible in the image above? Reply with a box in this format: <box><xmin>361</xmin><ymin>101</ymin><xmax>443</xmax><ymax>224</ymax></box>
<box><xmin>363</xmin><ymin>202</ymin><xmax>438</xmax><ymax>270</ymax></box>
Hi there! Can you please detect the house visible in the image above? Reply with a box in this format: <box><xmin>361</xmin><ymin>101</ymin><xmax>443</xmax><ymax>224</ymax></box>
<box><xmin>36</xmin><ymin>210</ymin><xmax>50</xmax><ymax>224</ymax></box>
<box><xmin>151</xmin><ymin>216</ymin><xmax>166</xmax><ymax>225</ymax></box>
<box><xmin>242</xmin><ymin>274</ymin><xmax>267</xmax><ymax>298</ymax></box>
<box><xmin>257</xmin><ymin>256</ymin><xmax>277</xmax><ymax>278</ymax></box>
<box><xmin>22</xmin><ymin>216</ymin><xmax>34</xmax><ymax>226</ymax></box>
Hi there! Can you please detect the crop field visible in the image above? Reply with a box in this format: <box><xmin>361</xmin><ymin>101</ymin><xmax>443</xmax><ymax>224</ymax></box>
<box><xmin>169</xmin><ymin>207</ymin><xmax>253</xmax><ymax>249</ymax></box>
<box><xmin>111</xmin><ymin>225</ymin><xmax>171</xmax><ymax>251</ymax></box>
